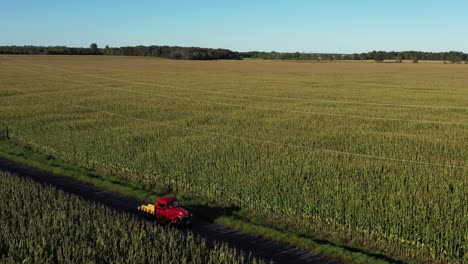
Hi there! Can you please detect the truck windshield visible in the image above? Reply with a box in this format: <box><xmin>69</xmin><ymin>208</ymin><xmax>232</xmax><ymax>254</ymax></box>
<box><xmin>168</xmin><ymin>200</ymin><xmax>179</xmax><ymax>208</ymax></box>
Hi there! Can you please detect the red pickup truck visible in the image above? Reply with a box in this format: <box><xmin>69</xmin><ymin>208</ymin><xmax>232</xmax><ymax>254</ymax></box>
<box><xmin>138</xmin><ymin>196</ymin><xmax>191</xmax><ymax>226</ymax></box>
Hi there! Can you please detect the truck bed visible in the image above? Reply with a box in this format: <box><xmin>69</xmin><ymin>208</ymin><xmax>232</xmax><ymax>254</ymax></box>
<box><xmin>138</xmin><ymin>203</ymin><xmax>155</xmax><ymax>214</ymax></box>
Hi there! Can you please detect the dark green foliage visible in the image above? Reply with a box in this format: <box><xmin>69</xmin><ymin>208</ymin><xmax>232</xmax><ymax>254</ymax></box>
<box><xmin>239</xmin><ymin>50</ymin><xmax>468</xmax><ymax>62</ymax></box>
<box><xmin>0</xmin><ymin>171</ymin><xmax>257</xmax><ymax>264</ymax></box>
<box><xmin>0</xmin><ymin>45</ymin><xmax>241</xmax><ymax>60</ymax></box>
<box><xmin>241</xmin><ymin>51</ymin><xmax>325</xmax><ymax>60</ymax></box>
<box><xmin>356</xmin><ymin>50</ymin><xmax>467</xmax><ymax>62</ymax></box>
<box><xmin>0</xmin><ymin>45</ymin><xmax>466</xmax><ymax>62</ymax></box>
<box><xmin>373</xmin><ymin>51</ymin><xmax>385</xmax><ymax>62</ymax></box>
<box><xmin>0</xmin><ymin>125</ymin><xmax>10</xmax><ymax>140</ymax></box>
<box><xmin>90</xmin><ymin>43</ymin><xmax>99</xmax><ymax>55</ymax></box>
<box><xmin>395</xmin><ymin>54</ymin><xmax>403</xmax><ymax>63</ymax></box>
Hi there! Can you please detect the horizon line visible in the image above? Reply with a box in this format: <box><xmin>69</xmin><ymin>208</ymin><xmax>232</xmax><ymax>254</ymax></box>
<box><xmin>1</xmin><ymin>44</ymin><xmax>467</xmax><ymax>55</ymax></box>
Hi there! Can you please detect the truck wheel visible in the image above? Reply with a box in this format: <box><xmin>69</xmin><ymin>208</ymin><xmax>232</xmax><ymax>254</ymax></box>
<box><xmin>172</xmin><ymin>217</ymin><xmax>181</xmax><ymax>226</ymax></box>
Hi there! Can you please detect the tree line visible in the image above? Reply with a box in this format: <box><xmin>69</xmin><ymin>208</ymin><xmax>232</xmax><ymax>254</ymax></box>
<box><xmin>0</xmin><ymin>44</ymin><xmax>241</xmax><ymax>60</ymax></box>
<box><xmin>352</xmin><ymin>50</ymin><xmax>468</xmax><ymax>63</ymax></box>
<box><xmin>0</xmin><ymin>45</ymin><xmax>101</xmax><ymax>55</ymax></box>
<box><xmin>242</xmin><ymin>51</ymin><xmax>327</xmax><ymax>60</ymax></box>
<box><xmin>243</xmin><ymin>50</ymin><xmax>468</xmax><ymax>63</ymax></box>
<box><xmin>0</xmin><ymin>44</ymin><xmax>466</xmax><ymax>63</ymax></box>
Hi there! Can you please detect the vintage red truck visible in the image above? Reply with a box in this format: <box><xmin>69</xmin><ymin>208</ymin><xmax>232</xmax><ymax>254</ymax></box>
<box><xmin>138</xmin><ymin>196</ymin><xmax>191</xmax><ymax>226</ymax></box>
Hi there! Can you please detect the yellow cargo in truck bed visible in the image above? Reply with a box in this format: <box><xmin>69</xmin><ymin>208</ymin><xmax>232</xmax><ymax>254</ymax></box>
<box><xmin>138</xmin><ymin>204</ymin><xmax>155</xmax><ymax>214</ymax></box>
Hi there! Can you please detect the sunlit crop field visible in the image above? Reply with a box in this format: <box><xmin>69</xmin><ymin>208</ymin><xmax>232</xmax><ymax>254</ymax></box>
<box><xmin>0</xmin><ymin>55</ymin><xmax>467</xmax><ymax>263</ymax></box>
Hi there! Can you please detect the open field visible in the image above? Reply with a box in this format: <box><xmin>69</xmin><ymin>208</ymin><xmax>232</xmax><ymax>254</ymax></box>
<box><xmin>0</xmin><ymin>55</ymin><xmax>467</xmax><ymax>263</ymax></box>
<box><xmin>0</xmin><ymin>170</ymin><xmax>254</xmax><ymax>263</ymax></box>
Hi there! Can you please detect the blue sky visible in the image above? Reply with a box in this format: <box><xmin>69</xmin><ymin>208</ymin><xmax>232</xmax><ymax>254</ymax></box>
<box><xmin>2</xmin><ymin>0</ymin><xmax>467</xmax><ymax>53</ymax></box>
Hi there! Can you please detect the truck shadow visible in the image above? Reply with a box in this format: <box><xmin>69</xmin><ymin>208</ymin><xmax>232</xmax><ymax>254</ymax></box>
<box><xmin>186</xmin><ymin>204</ymin><xmax>241</xmax><ymax>222</ymax></box>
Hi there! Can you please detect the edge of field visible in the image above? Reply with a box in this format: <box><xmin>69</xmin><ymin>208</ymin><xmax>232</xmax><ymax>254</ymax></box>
<box><xmin>0</xmin><ymin>141</ymin><xmax>404</xmax><ymax>264</ymax></box>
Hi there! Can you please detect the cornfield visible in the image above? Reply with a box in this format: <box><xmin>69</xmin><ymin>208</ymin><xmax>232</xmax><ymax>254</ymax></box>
<box><xmin>0</xmin><ymin>171</ymin><xmax>257</xmax><ymax>263</ymax></box>
<box><xmin>0</xmin><ymin>55</ymin><xmax>466</xmax><ymax>263</ymax></box>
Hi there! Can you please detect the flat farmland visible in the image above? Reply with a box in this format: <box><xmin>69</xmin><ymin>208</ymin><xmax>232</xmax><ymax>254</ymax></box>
<box><xmin>0</xmin><ymin>56</ymin><xmax>467</xmax><ymax>263</ymax></box>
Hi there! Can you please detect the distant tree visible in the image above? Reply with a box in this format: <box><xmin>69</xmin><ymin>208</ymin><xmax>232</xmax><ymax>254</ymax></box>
<box><xmin>359</xmin><ymin>53</ymin><xmax>368</xmax><ymax>61</ymax></box>
<box><xmin>90</xmin><ymin>43</ymin><xmax>98</xmax><ymax>54</ymax></box>
<box><xmin>342</xmin><ymin>54</ymin><xmax>352</xmax><ymax>60</ymax></box>
<box><xmin>447</xmin><ymin>51</ymin><xmax>463</xmax><ymax>64</ymax></box>
<box><xmin>103</xmin><ymin>45</ymin><xmax>110</xmax><ymax>55</ymax></box>
<box><xmin>373</xmin><ymin>51</ymin><xmax>385</xmax><ymax>62</ymax></box>
<box><xmin>395</xmin><ymin>54</ymin><xmax>403</xmax><ymax>63</ymax></box>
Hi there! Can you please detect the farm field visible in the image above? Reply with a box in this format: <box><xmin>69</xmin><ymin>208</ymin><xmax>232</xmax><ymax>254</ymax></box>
<box><xmin>0</xmin><ymin>170</ymin><xmax>254</xmax><ymax>263</ymax></box>
<box><xmin>0</xmin><ymin>55</ymin><xmax>467</xmax><ymax>263</ymax></box>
